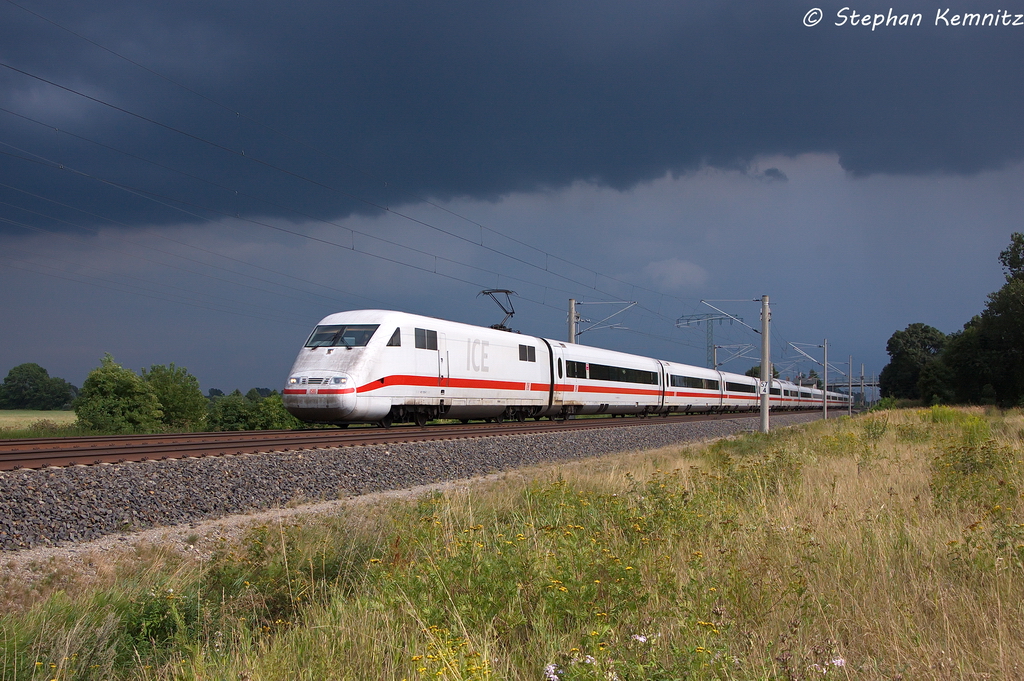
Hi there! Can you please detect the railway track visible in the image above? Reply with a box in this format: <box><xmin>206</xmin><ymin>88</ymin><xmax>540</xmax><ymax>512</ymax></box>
<box><xmin>0</xmin><ymin>412</ymin><xmax>764</xmax><ymax>471</ymax></box>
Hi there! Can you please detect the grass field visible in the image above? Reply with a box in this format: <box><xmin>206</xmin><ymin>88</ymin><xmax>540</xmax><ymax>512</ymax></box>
<box><xmin>0</xmin><ymin>409</ymin><xmax>77</xmax><ymax>431</ymax></box>
<box><xmin>2</xmin><ymin>406</ymin><xmax>1023</xmax><ymax>679</ymax></box>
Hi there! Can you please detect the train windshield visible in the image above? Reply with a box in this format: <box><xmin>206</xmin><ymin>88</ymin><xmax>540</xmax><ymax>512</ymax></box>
<box><xmin>305</xmin><ymin>324</ymin><xmax>380</xmax><ymax>348</ymax></box>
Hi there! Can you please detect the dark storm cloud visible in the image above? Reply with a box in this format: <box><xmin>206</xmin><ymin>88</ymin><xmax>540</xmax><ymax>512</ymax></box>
<box><xmin>1</xmin><ymin>0</ymin><xmax>1023</xmax><ymax>235</ymax></box>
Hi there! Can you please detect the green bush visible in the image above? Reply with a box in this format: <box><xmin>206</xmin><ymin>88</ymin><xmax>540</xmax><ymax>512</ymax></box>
<box><xmin>74</xmin><ymin>355</ymin><xmax>163</xmax><ymax>433</ymax></box>
<box><xmin>207</xmin><ymin>391</ymin><xmax>301</xmax><ymax>431</ymax></box>
<box><xmin>142</xmin><ymin>363</ymin><xmax>207</xmax><ymax>431</ymax></box>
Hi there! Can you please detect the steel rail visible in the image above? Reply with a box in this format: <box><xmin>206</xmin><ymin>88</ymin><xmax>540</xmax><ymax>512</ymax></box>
<box><xmin>0</xmin><ymin>412</ymin><xmax>764</xmax><ymax>471</ymax></box>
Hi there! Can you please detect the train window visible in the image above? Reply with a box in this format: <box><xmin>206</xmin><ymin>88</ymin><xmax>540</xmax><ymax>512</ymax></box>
<box><xmin>671</xmin><ymin>375</ymin><xmax>706</xmax><ymax>389</ymax></box>
<box><xmin>305</xmin><ymin>324</ymin><xmax>380</xmax><ymax>348</ymax></box>
<box><xmin>386</xmin><ymin>329</ymin><xmax>401</xmax><ymax>347</ymax></box>
<box><xmin>566</xmin><ymin>360</ymin><xmax>586</xmax><ymax>378</ymax></box>
<box><xmin>414</xmin><ymin>328</ymin><xmax>438</xmax><ymax>350</ymax></box>
<box><xmin>589</xmin><ymin>363</ymin><xmax>658</xmax><ymax>385</ymax></box>
<box><xmin>725</xmin><ymin>381</ymin><xmax>757</xmax><ymax>394</ymax></box>
<box><xmin>770</xmin><ymin>387</ymin><xmax>781</xmax><ymax>395</ymax></box>
<box><xmin>705</xmin><ymin>379</ymin><xmax>719</xmax><ymax>391</ymax></box>
<box><xmin>557</xmin><ymin>358</ymin><xmax>563</xmax><ymax>379</ymax></box>
<box><xmin>519</xmin><ymin>345</ymin><xmax>536</xmax><ymax>362</ymax></box>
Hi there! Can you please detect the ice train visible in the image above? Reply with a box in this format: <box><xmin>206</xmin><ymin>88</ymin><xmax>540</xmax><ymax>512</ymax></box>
<box><xmin>282</xmin><ymin>310</ymin><xmax>849</xmax><ymax>426</ymax></box>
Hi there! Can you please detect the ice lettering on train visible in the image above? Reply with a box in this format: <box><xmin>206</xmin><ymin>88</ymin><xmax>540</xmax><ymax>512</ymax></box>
<box><xmin>466</xmin><ymin>338</ymin><xmax>490</xmax><ymax>372</ymax></box>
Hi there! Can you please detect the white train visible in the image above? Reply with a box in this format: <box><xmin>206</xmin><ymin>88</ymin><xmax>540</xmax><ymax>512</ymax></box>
<box><xmin>282</xmin><ymin>310</ymin><xmax>849</xmax><ymax>426</ymax></box>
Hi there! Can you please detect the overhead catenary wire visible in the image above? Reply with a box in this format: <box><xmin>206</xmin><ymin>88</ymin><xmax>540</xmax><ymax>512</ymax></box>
<box><xmin>0</xmin><ymin>109</ymin><xmax>591</xmax><ymax>316</ymax></box>
<box><xmin>0</xmin><ymin>255</ymin><xmax>315</xmax><ymax>327</ymax></box>
<box><xmin>1</xmin><ymin>241</ymin><xmax>317</xmax><ymax>324</ymax></box>
<box><xmin>0</xmin><ymin>111</ymin><xmax>698</xmax><ymax>349</ymax></box>
<box><xmin>0</xmin><ymin>44</ymin><xmax>700</xmax><ymax>333</ymax></box>
<box><xmin>1</xmin><ymin>0</ymin><xmax>705</xmax><ymax>321</ymax></box>
<box><xmin>0</xmin><ymin>15</ymin><xmax>823</xmax><ymax>361</ymax></box>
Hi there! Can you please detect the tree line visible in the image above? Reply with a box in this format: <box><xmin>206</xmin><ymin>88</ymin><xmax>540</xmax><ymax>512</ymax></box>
<box><xmin>880</xmin><ymin>233</ymin><xmax>1024</xmax><ymax>407</ymax></box>
<box><xmin>0</xmin><ymin>355</ymin><xmax>302</xmax><ymax>433</ymax></box>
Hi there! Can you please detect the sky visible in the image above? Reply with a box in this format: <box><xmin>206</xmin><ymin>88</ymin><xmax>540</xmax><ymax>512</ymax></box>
<box><xmin>1</xmin><ymin>0</ymin><xmax>1022</xmax><ymax>393</ymax></box>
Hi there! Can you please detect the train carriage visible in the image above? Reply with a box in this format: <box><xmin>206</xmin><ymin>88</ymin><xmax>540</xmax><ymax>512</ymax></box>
<box><xmin>282</xmin><ymin>310</ymin><xmax>850</xmax><ymax>426</ymax></box>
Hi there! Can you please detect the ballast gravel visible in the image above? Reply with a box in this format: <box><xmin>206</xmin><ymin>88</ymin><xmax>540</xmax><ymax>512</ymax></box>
<box><xmin>0</xmin><ymin>413</ymin><xmax>823</xmax><ymax>552</ymax></box>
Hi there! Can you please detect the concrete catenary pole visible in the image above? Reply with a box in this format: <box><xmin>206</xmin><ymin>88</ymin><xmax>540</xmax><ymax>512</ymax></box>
<box><xmin>849</xmin><ymin>355</ymin><xmax>853</xmax><ymax>417</ymax></box>
<box><xmin>823</xmin><ymin>339</ymin><xmax>828</xmax><ymax>420</ymax></box>
<box><xmin>568</xmin><ymin>299</ymin><xmax>576</xmax><ymax>343</ymax></box>
<box><xmin>861</xmin><ymin>364</ymin><xmax>865</xmax><ymax>409</ymax></box>
<box><xmin>760</xmin><ymin>295</ymin><xmax>770</xmax><ymax>433</ymax></box>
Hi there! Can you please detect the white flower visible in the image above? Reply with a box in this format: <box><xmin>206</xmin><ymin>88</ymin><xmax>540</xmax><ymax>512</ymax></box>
<box><xmin>543</xmin><ymin>663</ymin><xmax>561</xmax><ymax>680</ymax></box>
<box><xmin>631</xmin><ymin>634</ymin><xmax>648</xmax><ymax>643</ymax></box>
<box><xmin>830</xmin><ymin>658</ymin><xmax>846</xmax><ymax>667</ymax></box>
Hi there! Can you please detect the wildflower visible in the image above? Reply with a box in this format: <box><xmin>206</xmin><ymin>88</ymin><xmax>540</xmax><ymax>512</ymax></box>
<box><xmin>632</xmin><ymin>634</ymin><xmax>648</xmax><ymax>643</ymax></box>
<box><xmin>543</xmin><ymin>663</ymin><xmax>562</xmax><ymax>680</ymax></box>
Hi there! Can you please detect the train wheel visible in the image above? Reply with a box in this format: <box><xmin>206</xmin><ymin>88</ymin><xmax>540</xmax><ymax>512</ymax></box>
<box><xmin>516</xmin><ymin>410</ymin><xmax>526</xmax><ymax>423</ymax></box>
<box><xmin>460</xmin><ymin>419</ymin><xmax>470</xmax><ymax>424</ymax></box>
<box><xmin>414</xmin><ymin>411</ymin><xmax>428</xmax><ymax>427</ymax></box>
<box><xmin>337</xmin><ymin>423</ymin><xmax>350</xmax><ymax>428</ymax></box>
<box><xmin>494</xmin><ymin>413</ymin><xmax>504</xmax><ymax>424</ymax></box>
<box><xmin>378</xmin><ymin>414</ymin><xmax>393</xmax><ymax>429</ymax></box>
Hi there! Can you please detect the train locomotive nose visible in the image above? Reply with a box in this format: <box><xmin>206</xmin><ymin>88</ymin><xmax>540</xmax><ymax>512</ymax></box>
<box><xmin>282</xmin><ymin>373</ymin><xmax>356</xmax><ymax>422</ymax></box>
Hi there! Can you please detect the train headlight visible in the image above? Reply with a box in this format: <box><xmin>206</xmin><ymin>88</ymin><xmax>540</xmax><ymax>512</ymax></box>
<box><xmin>331</xmin><ymin>376</ymin><xmax>348</xmax><ymax>385</ymax></box>
<box><xmin>288</xmin><ymin>376</ymin><xmax>299</xmax><ymax>385</ymax></box>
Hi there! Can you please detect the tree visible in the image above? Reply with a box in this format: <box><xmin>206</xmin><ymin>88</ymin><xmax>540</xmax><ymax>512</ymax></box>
<box><xmin>744</xmin><ymin>365</ymin><xmax>779</xmax><ymax>379</ymax></box>
<box><xmin>916</xmin><ymin>358</ymin><xmax>957</xmax><ymax>405</ymax></box>
<box><xmin>879</xmin><ymin>323</ymin><xmax>947</xmax><ymax>399</ymax></box>
<box><xmin>142</xmin><ymin>363</ymin><xmax>207</xmax><ymax>431</ymax></box>
<box><xmin>976</xmin><ymin>276</ymin><xmax>1024</xmax><ymax>405</ymax></box>
<box><xmin>208</xmin><ymin>389</ymin><xmax>301</xmax><ymax>431</ymax></box>
<box><xmin>0</xmin><ymin>363</ymin><xmax>77</xmax><ymax>410</ymax></box>
<box><xmin>927</xmin><ymin>233</ymin><xmax>1024</xmax><ymax>407</ymax></box>
<box><xmin>998</xmin><ymin>232</ymin><xmax>1024</xmax><ymax>282</ymax></box>
<box><xmin>74</xmin><ymin>355</ymin><xmax>163</xmax><ymax>433</ymax></box>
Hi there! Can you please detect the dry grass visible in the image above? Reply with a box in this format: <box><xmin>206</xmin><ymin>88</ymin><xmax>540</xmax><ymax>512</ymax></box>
<box><xmin>0</xmin><ymin>409</ymin><xmax>77</xmax><ymax>431</ymax></box>
<box><xmin>3</xmin><ymin>408</ymin><xmax>1024</xmax><ymax>679</ymax></box>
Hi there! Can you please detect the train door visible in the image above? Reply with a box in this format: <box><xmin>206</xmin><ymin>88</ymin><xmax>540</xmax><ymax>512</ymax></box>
<box><xmin>437</xmin><ymin>333</ymin><xmax>449</xmax><ymax>387</ymax></box>
<box><xmin>542</xmin><ymin>340</ymin><xmax>564</xmax><ymax>417</ymax></box>
<box><xmin>714</xmin><ymin>369</ymin><xmax>726</xmax><ymax>411</ymax></box>
<box><xmin>657</xmin><ymin>360</ymin><xmax>668</xmax><ymax>412</ymax></box>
